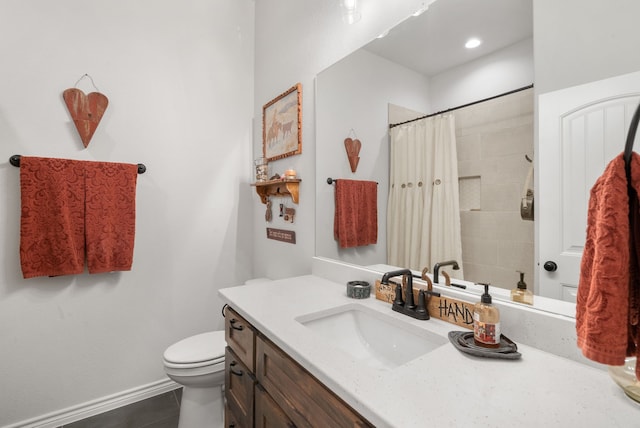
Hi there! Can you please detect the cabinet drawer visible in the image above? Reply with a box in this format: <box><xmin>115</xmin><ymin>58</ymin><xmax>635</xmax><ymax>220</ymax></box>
<box><xmin>256</xmin><ymin>335</ymin><xmax>373</xmax><ymax>428</ymax></box>
<box><xmin>254</xmin><ymin>383</ymin><xmax>294</xmax><ymax>428</ymax></box>
<box><xmin>225</xmin><ymin>347</ymin><xmax>255</xmax><ymax>428</ymax></box>
<box><xmin>224</xmin><ymin>402</ymin><xmax>244</xmax><ymax>428</ymax></box>
<box><xmin>225</xmin><ymin>307</ymin><xmax>255</xmax><ymax>371</ymax></box>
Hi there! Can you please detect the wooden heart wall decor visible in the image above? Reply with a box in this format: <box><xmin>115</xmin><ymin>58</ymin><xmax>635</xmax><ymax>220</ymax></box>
<box><xmin>344</xmin><ymin>137</ymin><xmax>361</xmax><ymax>173</ymax></box>
<box><xmin>63</xmin><ymin>88</ymin><xmax>109</xmax><ymax>148</ymax></box>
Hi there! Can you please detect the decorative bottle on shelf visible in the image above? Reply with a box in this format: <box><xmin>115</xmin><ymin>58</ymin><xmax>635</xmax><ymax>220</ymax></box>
<box><xmin>473</xmin><ymin>283</ymin><xmax>501</xmax><ymax>348</ymax></box>
<box><xmin>511</xmin><ymin>271</ymin><xmax>533</xmax><ymax>305</ymax></box>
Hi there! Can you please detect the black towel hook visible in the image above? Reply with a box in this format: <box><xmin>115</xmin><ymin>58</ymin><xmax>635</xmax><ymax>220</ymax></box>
<box><xmin>624</xmin><ymin>103</ymin><xmax>640</xmax><ymax>170</ymax></box>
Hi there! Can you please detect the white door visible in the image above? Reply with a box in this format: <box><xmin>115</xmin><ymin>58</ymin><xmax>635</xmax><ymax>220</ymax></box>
<box><xmin>538</xmin><ymin>71</ymin><xmax>640</xmax><ymax>301</ymax></box>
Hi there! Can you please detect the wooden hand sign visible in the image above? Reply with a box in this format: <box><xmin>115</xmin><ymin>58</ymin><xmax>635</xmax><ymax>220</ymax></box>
<box><xmin>344</xmin><ymin>137</ymin><xmax>361</xmax><ymax>173</ymax></box>
<box><xmin>63</xmin><ymin>88</ymin><xmax>108</xmax><ymax>148</ymax></box>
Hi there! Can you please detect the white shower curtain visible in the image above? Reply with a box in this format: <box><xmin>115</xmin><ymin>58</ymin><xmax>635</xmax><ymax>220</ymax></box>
<box><xmin>387</xmin><ymin>114</ymin><xmax>464</xmax><ymax>277</ymax></box>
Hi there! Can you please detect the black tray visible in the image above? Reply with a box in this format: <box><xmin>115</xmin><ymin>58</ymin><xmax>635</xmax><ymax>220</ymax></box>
<box><xmin>448</xmin><ymin>331</ymin><xmax>521</xmax><ymax>360</ymax></box>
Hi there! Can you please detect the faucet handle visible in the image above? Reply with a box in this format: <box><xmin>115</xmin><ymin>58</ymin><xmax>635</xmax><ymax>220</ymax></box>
<box><xmin>393</xmin><ymin>283</ymin><xmax>404</xmax><ymax>306</ymax></box>
<box><xmin>441</xmin><ymin>271</ymin><xmax>451</xmax><ymax>286</ymax></box>
<box><xmin>415</xmin><ymin>289</ymin><xmax>430</xmax><ymax>319</ymax></box>
<box><xmin>422</xmin><ymin>274</ymin><xmax>434</xmax><ymax>291</ymax></box>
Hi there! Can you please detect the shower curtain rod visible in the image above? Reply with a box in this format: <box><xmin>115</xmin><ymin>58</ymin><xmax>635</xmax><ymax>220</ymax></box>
<box><xmin>388</xmin><ymin>84</ymin><xmax>534</xmax><ymax>129</ymax></box>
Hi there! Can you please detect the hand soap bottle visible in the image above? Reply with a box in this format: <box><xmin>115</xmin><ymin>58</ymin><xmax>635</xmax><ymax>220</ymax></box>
<box><xmin>473</xmin><ymin>284</ymin><xmax>501</xmax><ymax>348</ymax></box>
<box><xmin>511</xmin><ymin>271</ymin><xmax>533</xmax><ymax>305</ymax></box>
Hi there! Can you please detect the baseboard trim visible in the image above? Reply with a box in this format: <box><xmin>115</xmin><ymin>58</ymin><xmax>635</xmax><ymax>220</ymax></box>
<box><xmin>4</xmin><ymin>378</ymin><xmax>181</xmax><ymax>428</ymax></box>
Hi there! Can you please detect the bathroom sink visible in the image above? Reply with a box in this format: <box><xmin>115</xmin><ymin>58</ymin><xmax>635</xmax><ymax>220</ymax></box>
<box><xmin>296</xmin><ymin>303</ymin><xmax>447</xmax><ymax>370</ymax></box>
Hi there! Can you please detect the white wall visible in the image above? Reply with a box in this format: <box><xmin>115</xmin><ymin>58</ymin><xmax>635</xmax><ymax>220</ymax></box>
<box><xmin>315</xmin><ymin>49</ymin><xmax>430</xmax><ymax>266</ymax></box>
<box><xmin>534</xmin><ymin>0</ymin><xmax>640</xmax><ymax>95</ymax></box>
<box><xmin>430</xmin><ymin>38</ymin><xmax>534</xmax><ymax>111</ymax></box>
<box><xmin>252</xmin><ymin>0</ymin><xmax>432</xmax><ymax>280</ymax></box>
<box><xmin>0</xmin><ymin>1</ymin><xmax>254</xmax><ymax>425</ymax></box>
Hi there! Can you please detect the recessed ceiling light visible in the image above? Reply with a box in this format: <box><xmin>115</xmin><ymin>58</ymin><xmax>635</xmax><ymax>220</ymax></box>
<box><xmin>465</xmin><ymin>38</ymin><xmax>482</xmax><ymax>49</ymax></box>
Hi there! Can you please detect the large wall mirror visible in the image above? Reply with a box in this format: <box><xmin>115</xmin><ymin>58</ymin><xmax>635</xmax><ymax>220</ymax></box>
<box><xmin>315</xmin><ymin>0</ymin><xmax>572</xmax><ymax>312</ymax></box>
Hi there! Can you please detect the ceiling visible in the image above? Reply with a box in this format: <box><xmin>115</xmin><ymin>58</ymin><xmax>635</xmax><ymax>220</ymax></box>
<box><xmin>363</xmin><ymin>0</ymin><xmax>533</xmax><ymax>77</ymax></box>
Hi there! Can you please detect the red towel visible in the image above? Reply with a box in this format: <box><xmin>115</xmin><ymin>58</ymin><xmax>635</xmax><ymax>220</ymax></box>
<box><xmin>20</xmin><ymin>157</ymin><xmax>85</xmax><ymax>278</ymax></box>
<box><xmin>333</xmin><ymin>179</ymin><xmax>377</xmax><ymax>248</ymax></box>
<box><xmin>577</xmin><ymin>152</ymin><xmax>640</xmax><ymax>377</ymax></box>
<box><xmin>19</xmin><ymin>157</ymin><xmax>138</xmax><ymax>278</ymax></box>
<box><xmin>85</xmin><ymin>161</ymin><xmax>138</xmax><ymax>274</ymax></box>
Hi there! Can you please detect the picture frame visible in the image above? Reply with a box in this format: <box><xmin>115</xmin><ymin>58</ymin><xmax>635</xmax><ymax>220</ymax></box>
<box><xmin>263</xmin><ymin>83</ymin><xmax>302</xmax><ymax>161</ymax></box>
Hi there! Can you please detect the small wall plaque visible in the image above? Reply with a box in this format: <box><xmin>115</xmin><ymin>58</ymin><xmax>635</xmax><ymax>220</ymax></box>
<box><xmin>266</xmin><ymin>228</ymin><xmax>296</xmax><ymax>244</ymax></box>
<box><xmin>375</xmin><ymin>280</ymin><xmax>474</xmax><ymax>329</ymax></box>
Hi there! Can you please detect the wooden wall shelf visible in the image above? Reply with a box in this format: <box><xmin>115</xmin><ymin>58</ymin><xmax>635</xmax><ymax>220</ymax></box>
<box><xmin>251</xmin><ymin>179</ymin><xmax>301</xmax><ymax>204</ymax></box>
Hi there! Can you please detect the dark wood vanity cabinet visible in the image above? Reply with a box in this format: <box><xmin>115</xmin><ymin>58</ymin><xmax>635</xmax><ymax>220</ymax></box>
<box><xmin>225</xmin><ymin>305</ymin><xmax>256</xmax><ymax>428</ymax></box>
<box><xmin>224</xmin><ymin>306</ymin><xmax>373</xmax><ymax>428</ymax></box>
<box><xmin>254</xmin><ymin>383</ymin><xmax>293</xmax><ymax>427</ymax></box>
<box><xmin>225</xmin><ymin>307</ymin><xmax>255</xmax><ymax>370</ymax></box>
<box><xmin>225</xmin><ymin>347</ymin><xmax>255</xmax><ymax>428</ymax></box>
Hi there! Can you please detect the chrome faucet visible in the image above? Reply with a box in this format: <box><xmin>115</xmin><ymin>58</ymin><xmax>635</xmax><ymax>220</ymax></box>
<box><xmin>381</xmin><ymin>269</ymin><xmax>440</xmax><ymax>320</ymax></box>
<box><xmin>433</xmin><ymin>260</ymin><xmax>460</xmax><ymax>284</ymax></box>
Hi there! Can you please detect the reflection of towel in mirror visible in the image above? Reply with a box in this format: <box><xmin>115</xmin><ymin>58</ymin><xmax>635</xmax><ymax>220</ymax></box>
<box><xmin>577</xmin><ymin>153</ymin><xmax>640</xmax><ymax>378</ymax></box>
<box><xmin>333</xmin><ymin>179</ymin><xmax>377</xmax><ymax>248</ymax></box>
<box><xmin>19</xmin><ymin>156</ymin><xmax>138</xmax><ymax>278</ymax></box>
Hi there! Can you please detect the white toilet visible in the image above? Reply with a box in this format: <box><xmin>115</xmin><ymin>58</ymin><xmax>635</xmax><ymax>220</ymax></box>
<box><xmin>163</xmin><ymin>330</ymin><xmax>227</xmax><ymax>428</ymax></box>
<box><xmin>163</xmin><ymin>279</ymin><xmax>271</xmax><ymax>427</ymax></box>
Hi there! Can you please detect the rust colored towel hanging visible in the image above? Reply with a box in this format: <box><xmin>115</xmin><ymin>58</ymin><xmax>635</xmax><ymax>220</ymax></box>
<box><xmin>19</xmin><ymin>156</ymin><xmax>138</xmax><ymax>278</ymax></box>
<box><xmin>333</xmin><ymin>179</ymin><xmax>377</xmax><ymax>248</ymax></box>
<box><xmin>577</xmin><ymin>152</ymin><xmax>640</xmax><ymax>378</ymax></box>
<box><xmin>63</xmin><ymin>88</ymin><xmax>108</xmax><ymax>148</ymax></box>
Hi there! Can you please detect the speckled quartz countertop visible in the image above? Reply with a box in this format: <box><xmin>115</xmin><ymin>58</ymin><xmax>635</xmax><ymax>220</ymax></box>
<box><xmin>219</xmin><ymin>275</ymin><xmax>639</xmax><ymax>427</ymax></box>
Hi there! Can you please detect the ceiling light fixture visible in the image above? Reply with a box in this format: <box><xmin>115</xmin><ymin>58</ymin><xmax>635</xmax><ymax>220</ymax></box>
<box><xmin>465</xmin><ymin>38</ymin><xmax>482</xmax><ymax>49</ymax></box>
<box><xmin>342</xmin><ymin>0</ymin><xmax>361</xmax><ymax>24</ymax></box>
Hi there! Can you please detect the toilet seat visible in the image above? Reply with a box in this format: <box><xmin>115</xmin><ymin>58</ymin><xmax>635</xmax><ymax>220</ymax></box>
<box><xmin>163</xmin><ymin>331</ymin><xmax>226</xmax><ymax>369</ymax></box>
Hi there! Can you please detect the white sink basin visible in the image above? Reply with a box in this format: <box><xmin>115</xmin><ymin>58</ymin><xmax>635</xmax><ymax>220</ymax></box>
<box><xmin>296</xmin><ymin>303</ymin><xmax>447</xmax><ymax>370</ymax></box>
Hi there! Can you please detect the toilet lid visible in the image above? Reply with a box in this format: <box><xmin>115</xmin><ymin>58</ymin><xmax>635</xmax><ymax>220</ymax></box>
<box><xmin>163</xmin><ymin>331</ymin><xmax>226</xmax><ymax>365</ymax></box>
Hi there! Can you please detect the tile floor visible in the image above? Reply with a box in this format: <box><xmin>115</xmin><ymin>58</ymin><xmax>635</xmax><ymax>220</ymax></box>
<box><xmin>57</xmin><ymin>389</ymin><xmax>181</xmax><ymax>428</ymax></box>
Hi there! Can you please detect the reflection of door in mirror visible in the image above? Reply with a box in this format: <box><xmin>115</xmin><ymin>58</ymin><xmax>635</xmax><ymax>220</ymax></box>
<box><xmin>538</xmin><ymin>70</ymin><xmax>640</xmax><ymax>302</ymax></box>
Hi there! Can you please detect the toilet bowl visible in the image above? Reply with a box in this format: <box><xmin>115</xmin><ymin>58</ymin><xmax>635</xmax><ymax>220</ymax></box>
<box><xmin>163</xmin><ymin>331</ymin><xmax>226</xmax><ymax>428</ymax></box>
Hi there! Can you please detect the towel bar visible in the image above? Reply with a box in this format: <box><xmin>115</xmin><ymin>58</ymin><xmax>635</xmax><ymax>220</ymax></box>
<box><xmin>9</xmin><ymin>155</ymin><xmax>146</xmax><ymax>174</ymax></box>
<box><xmin>327</xmin><ymin>177</ymin><xmax>377</xmax><ymax>185</ymax></box>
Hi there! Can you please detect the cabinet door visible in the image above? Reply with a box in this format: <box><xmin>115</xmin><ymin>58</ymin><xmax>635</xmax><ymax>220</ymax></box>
<box><xmin>225</xmin><ymin>347</ymin><xmax>255</xmax><ymax>428</ymax></box>
<box><xmin>256</xmin><ymin>335</ymin><xmax>373</xmax><ymax>428</ymax></box>
<box><xmin>254</xmin><ymin>383</ymin><xmax>295</xmax><ymax>428</ymax></box>
<box><xmin>225</xmin><ymin>307</ymin><xmax>255</xmax><ymax>370</ymax></box>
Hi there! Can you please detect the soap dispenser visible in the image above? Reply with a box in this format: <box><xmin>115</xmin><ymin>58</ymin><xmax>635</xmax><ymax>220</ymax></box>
<box><xmin>473</xmin><ymin>283</ymin><xmax>501</xmax><ymax>348</ymax></box>
<box><xmin>511</xmin><ymin>271</ymin><xmax>533</xmax><ymax>305</ymax></box>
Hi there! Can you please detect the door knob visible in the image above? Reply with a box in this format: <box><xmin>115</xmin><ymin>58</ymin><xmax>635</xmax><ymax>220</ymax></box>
<box><xmin>543</xmin><ymin>261</ymin><xmax>558</xmax><ymax>272</ymax></box>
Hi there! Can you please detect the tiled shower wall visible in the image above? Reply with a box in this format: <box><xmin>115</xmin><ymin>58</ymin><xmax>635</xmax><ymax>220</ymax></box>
<box><xmin>455</xmin><ymin>88</ymin><xmax>534</xmax><ymax>292</ymax></box>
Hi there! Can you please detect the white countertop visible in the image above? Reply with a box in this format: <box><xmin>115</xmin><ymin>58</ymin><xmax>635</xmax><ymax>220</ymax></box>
<box><xmin>219</xmin><ymin>275</ymin><xmax>639</xmax><ymax>427</ymax></box>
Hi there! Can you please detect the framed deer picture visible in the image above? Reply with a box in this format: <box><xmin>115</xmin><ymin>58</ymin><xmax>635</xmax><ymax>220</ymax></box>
<box><xmin>263</xmin><ymin>83</ymin><xmax>302</xmax><ymax>161</ymax></box>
